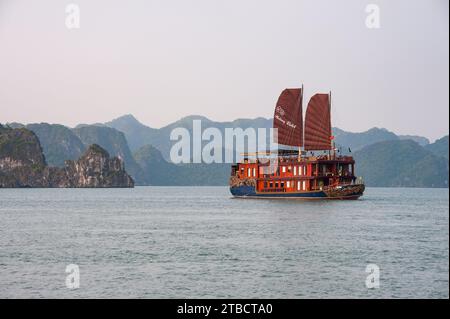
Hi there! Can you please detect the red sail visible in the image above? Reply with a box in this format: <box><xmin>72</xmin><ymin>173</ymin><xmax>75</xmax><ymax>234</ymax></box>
<box><xmin>304</xmin><ymin>93</ymin><xmax>332</xmax><ymax>150</ymax></box>
<box><xmin>273</xmin><ymin>88</ymin><xmax>303</xmax><ymax>147</ymax></box>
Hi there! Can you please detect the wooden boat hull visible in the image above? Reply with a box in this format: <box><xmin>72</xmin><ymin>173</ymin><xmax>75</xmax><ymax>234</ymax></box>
<box><xmin>230</xmin><ymin>184</ymin><xmax>365</xmax><ymax>200</ymax></box>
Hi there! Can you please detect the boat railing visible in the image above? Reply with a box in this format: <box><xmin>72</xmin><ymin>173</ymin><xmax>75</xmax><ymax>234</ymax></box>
<box><xmin>310</xmin><ymin>171</ymin><xmax>354</xmax><ymax>178</ymax></box>
<box><xmin>260</xmin><ymin>188</ymin><xmax>286</xmax><ymax>193</ymax></box>
<box><xmin>311</xmin><ymin>172</ymin><xmax>333</xmax><ymax>177</ymax></box>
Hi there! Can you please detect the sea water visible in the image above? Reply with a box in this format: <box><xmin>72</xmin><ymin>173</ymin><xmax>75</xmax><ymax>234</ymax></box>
<box><xmin>0</xmin><ymin>187</ymin><xmax>448</xmax><ymax>298</ymax></box>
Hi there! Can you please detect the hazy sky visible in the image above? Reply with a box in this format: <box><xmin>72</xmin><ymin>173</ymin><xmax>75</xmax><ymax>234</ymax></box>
<box><xmin>0</xmin><ymin>0</ymin><xmax>448</xmax><ymax>141</ymax></box>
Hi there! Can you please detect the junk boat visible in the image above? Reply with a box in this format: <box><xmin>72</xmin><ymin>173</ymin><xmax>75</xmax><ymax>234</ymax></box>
<box><xmin>229</xmin><ymin>86</ymin><xmax>365</xmax><ymax>199</ymax></box>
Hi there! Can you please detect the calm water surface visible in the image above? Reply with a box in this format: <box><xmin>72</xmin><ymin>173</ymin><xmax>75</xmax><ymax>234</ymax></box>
<box><xmin>0</xmin><ymin>187</ymin><xmax>448</xmax><ymax>298</ymax></box>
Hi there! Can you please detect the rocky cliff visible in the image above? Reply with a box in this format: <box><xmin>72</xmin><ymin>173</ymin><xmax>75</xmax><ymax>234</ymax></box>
<box><xmin>72</xmin><ymin>125</ymin><xmax>144</xmax><ymax>184</ymax></box>
<box><xmin>0</xmin><ymin>125</ymin><xmax>134</xmax><ymax>188</ymax></box>
<box><xmin>51</xmin><ymin>144</ymin><xmax>135</xmax><ymax>187</ymax></box>
<box><xmin>0</xmin><ymin>125</ymin><xmax>48</xmax><ymax>187</ymax></box>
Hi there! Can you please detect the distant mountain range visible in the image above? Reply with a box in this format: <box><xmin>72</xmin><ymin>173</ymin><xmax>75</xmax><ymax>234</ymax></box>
<box><xmin>4</xmin><ymin>115</ymin><xmax>449</xmax><ymax>187</ymax></box>
<box><xmin>106</xmin><ymin>114</ymin><xmax>273</xmax><ymax>159</ymax></box>
<box><xmin>353</xmin><ymin>140</ymin><xmax>448</xmax><ymax>188</ymax></box>
<box><xmin>332</xmin><ymin>127</ymin><xmax>431</xmax><ymax>152</ymax></box>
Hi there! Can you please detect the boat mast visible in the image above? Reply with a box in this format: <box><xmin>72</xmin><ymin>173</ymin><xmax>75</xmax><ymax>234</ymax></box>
<box><xmin>329</xmin><ymin>90</ymin><xmax>335</xmax><ymax>159</ymax></box>
<box><xmin>298</xmin><ymin>84</ymin><xmax>304</xmax><ymax>161</ymax></box>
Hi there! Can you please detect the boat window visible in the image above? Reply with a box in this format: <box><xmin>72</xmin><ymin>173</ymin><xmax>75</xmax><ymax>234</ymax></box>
<box><xmin>294</xmin><ymin>166</ymin><xmax>297</xmax><ymax>175</ymax></box>
<box><xmin>287</xmin><ymin>181</ymin><xmax>290</xmax><ymax>188</ymax></box>
<box><xmin>253</xmin><ymin>168</ymin><xmax>256</xmax><ymax>177</ymax></box>
<box><xmin>282</xmin><ymin>166</ymin><xmax>286</xmax><ymax>173</ymax></box>
<box><xmin>297</xmin><ymin>181</ymin><xmax>301</xmax><ymax>190</ymax></box>
<box><xmin>247</xmin><ymin>168</ymin><xmax>251</xmax><ymax>176</ymax></box>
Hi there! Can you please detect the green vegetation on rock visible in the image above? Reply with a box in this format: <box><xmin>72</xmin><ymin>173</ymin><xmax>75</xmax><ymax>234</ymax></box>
<box><xmin>25</xmin><ymin>123</ymin><xmax>85</xmax><ymax>167</ymax></box>
<box><xmin>73</xmin><ymin>125</ymin><xmax>144</xmax><ymax>184</ymax></box>
<box><xmin>354</xmin><ymin>140</ymin><xmax>448</xmax><ymax>188</ymax></box>
<box><xmin>425</xmin><ymin>135</ymin><xmax>449</xmax><ymax>159</ymax></box>
<box><xmin>0</xmin><ymin>126</ymin><xmax>134</xmax><ymax>188</ymax></box>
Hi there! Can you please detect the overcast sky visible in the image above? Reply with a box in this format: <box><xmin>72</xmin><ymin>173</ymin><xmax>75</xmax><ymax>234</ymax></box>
<box><xmin>0</xmin><ymin>0</ymin><xmax>448</xmax><ymax>141</ymax></box>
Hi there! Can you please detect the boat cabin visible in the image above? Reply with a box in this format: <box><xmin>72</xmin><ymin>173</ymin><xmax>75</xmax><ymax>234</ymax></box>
<box><xmin>231</xmin><ymin>154</ymin><xmax>356</xmax><ymax>193</ymax></box>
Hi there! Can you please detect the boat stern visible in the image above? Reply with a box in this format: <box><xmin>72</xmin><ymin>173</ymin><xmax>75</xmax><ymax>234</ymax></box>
<box><xmin>323</xmin><ymin>183</ymin><xmax>365</xmax><ymax>199</ymax></box>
